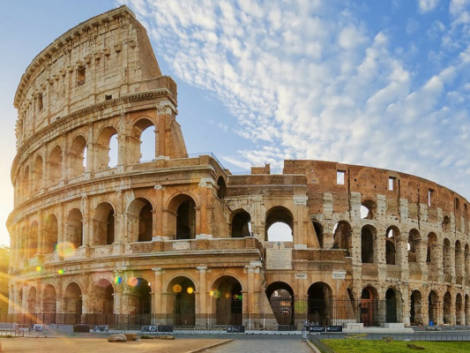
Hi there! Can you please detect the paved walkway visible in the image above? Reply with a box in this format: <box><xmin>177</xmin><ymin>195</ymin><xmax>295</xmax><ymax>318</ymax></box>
<box><xmin>208</xmin><ymin>338</ymin><xmax>312</xmax><ymax>353</ymax></box>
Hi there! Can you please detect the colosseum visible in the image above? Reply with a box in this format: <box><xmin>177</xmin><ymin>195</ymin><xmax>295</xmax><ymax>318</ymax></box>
<box><xmin>7</xmin><ymin>5</ymin><xmax>470</xmax><ymax>331</ymax></box>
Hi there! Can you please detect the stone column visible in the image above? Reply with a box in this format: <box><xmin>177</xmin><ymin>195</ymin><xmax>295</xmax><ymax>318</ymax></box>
<box><xmin>196</xmin><ymin>266</ymin><xmax>208</xmax><ymax>328</ymax></box>
<box><xmin>152</xmin><ymin>268</ymin><xmax>163</xmax><ymax>324</ymax></box>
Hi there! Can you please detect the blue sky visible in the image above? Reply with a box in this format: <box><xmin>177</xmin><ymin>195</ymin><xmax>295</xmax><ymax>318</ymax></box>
<box><xmin>1</xmin><ymin>0</ymin><xmax>470</xmax><ymax>245</ymax></box>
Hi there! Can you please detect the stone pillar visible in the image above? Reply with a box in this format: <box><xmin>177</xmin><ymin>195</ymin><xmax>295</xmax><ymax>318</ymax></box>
<box><xmin>152</xmin><ymin>268</ymin><xmax>163</xmax><ymax>324</ymax></box>
<box><xmin>154</xmin><ymin>185</ymin><xmax>164</xmax><ymax>237</ymax></box>
<box><xmin>196</xmin><ymin>266</ymin><xmax>208</xmax><ymax>328</ymax></box>
<box><xmin>401</xmin><ymin>286</ymin><xmax>410</xmax><ymax>326</ymax></box>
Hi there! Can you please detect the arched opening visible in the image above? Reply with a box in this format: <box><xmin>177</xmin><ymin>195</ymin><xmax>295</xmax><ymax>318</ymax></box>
<box><xmin>443</xmin><ymin>238</ymin><xmax>451</xmax><ymax>282</ymax></box>
<box><xmin>332</xmin><ymin>221</ymin><xmax>352</xmax><ymax>256</ymax></box>
<box><xmin>385</xmin><ymin>227</ymin><xmax>399</xmax><ymax>265</ymax></box>
<box><xmin>134</xmin><ymin>119</ymin><xmax>155</xmax><ymax>163</ymax></box>
<box><xmin>385</xmin><ymin>288</ymin><xmax>399</xmax><ymax>323</ymax></box>
<box><xmin>66</xmin><ymin>209</ymin><xmax>83</xmax><ymax>248</ymax></box>
<box><xmin>410</xmin><ymin>290</ymin><xmax>422</xmax><ymax>325</ymax></box>
<box><xmin>442</xmin><ymin>216</ymin><xmax>451</xmax><ymax>233</ymax></box>
<box><xmin>169</xmin><ymin>195</ymin><xmax>196</xmax><ymax>240</ymax></box>
<box><xmin>22</xmin><ymin>167</ymin><xmax>29</xmax><ymax>199</ymax></box>
<box><xmin>217</xmin><ymin>177</ymin><xmax>226</xmax><ymax>199</ymax></box>
<box><xmin>89</xmin><ymin>279</ymin><xmax>114</xmax><ymax>325</ymax></box>
<box><xmin>307</xmin><ymin>282</ymin><xmax>333</xmax><ymax>326</ymax></box>
<box><xmin>360</xmin><ymin>286</ymin><xmax>378</xmax><ymax>326</ymax></box>
<box><xmin>168</xmin><ymin>276</ymin><xmax>196</xmax><ymax>327</ymax></box>
<box><xmin>43</xmin><ymin>285</ymin><xmax>56</xmax><ymax>324</ymax></box>
<box><xmin>96</xmin><ymin>127</ymin><xmax>118</xmax><ymax>170</ymax></box>
<box><xmin>266</xmin><ymin>282</ymin><xmax>294</xmax><ymax>328</ymax></box>
<box><xmin>44</xmin><ymin>214</ymin><xmax>58</xmax><ymax>254</ymax></box>
<box><xmin>426</xmin><ymin>233</ymin><xmax>438</xmax><ymax>278</ymax></box>
<box><xmin>312</xmin><ymin>220</ymin><xmax>323</xmax><ymax>248</ymax></box>
<box><xmin>212</xmin><ymin>276</ymin><xmax>243</xmax><ymax>326</ymax></box>
<box><xmin>29</xmin><ymin>222</ymin><xmax>38</xmax><ymax>258</ymax></box>
<box><xmin>128</xmin><ymin>277</ymin><xmax>151</xmax><ymax>325</ymax></box>
<box><xmin>428</xmin><ymin>290</ymin><xmax>439</xmax><ymax>325</ymax></box>
<box><xmin>408</xmin><ymin>229</ymin><xmax>420</xmax><ymax>263</ymax></box>
<box><xmin>69</xmin><ymin>135</ymin><xmax>87</xmax><ymax>178</ymax></box>
<box><xmin>360</xmin><ymin>200</ymin><xmax>376</xmax><ymax>219</ymax></box>
<box><xmin>265</xmin><ymin>206</ymin><xmax>293</xmax><ymax>242</ymax></box>
<box><xmin>443</xmin><ymin>292</ymin><xmax>452</xmax><ymax>324</ymax></box>
<box><xmin>33</xmin><ymin>155</ymin><xmax>43</xmax><ymax>193</ymax></box>
<box><xmin>93</xmin><ymin>202</ymin><xmax>115</xmax><ymax>245</ymax></box>
<box><xmin>127</xmin><ymin>198</ymin><xmax>153</xmax><ymax>242</ymax></box>
<box><xmin>64</xmin><ymin>283</ymin><xmax>82</xmax><ymax>324</ymax></box>
<box><xmin>456</xmin><ymin>293</ymin><xmax>463</xmax><ymax>325</ymax></box>
<box><xmin>456</xmin><ymin>241</ymin><xmax>463</xmax><ymax>284</ymax></box>
<box><xmin>361</xmin><ymin>225</ymin><xmax>376</xmax><ymax>263</ymax></box>
<box><xmin>48</xmin><ymin>146</ymin><xmax>62</xmax><ymax>185</ymax></box>
<box><xmin>27</xmin><ymin>287</ymin><xmax>37</xmax><ymax>321</ymax></box>
<box><xmin>465</xmin><ymin>295</ymin><xmax>470</xmax><ymax>326</ymax></box>
<box><xmin>465</xmin><ymin>245</ymin><xmax>470</xmax><ymax>284</ymax></box>
<box><xmin>231</xmin><ymin>210</ymin><xmax>251</xmax><ymax>238</ymax></box>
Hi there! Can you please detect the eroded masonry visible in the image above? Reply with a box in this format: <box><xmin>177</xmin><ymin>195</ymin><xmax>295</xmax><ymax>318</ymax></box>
<box><xmin>8</xmin><ymin>6</ymin><xmax>470</xmax><ymax>330</ymax></box>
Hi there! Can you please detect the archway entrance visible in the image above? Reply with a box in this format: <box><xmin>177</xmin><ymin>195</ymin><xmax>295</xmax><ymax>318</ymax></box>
<box><xmin>128</xmin><ymin>277</ymin><xmax>151</xmax><ymax>326</ymax></box>
<box><xmin>64</xmin><ymin>283</ymin><xmax>82</xmax><ymax>324</ymax></box>
<box><xmin>266</xmin><ymin>282</ymin><xmax>294</xmax><ymax>328</ymax></box>
<box><xmin>428</xmin><ymin>291</ymin><xmax>439</xmax><ymax>325</ymax></box>
<box><xmin>27</xmin><ymin>287</ymin><xmax>37</xmax><ymax>325</ymax></box>
<box><xmin>43</xmin><ymin>285</ymin><xmax>56</xmax><ymax>324</ymax></box>
<box><xmin>168</xmin><ymin>277</ymin><xmax>196</xmax><ymax>327</ymax></box>
<box><xmin>89</xmin><ymin>279</ymin><xmax>114</xmax><ymax>325</ymax></box>
<box><xmin>212</xmin><ymin>276</ymin><xmax>243</xmax><ymax>326</ymax></box>
<box><xmin>307</xmin><ymin>282</ymin><xmax>332</xmax><ymax>326</ymax></box>
<box><xmin>410</xmin><ymin>290</ymin><xmax>422</xmax><ymax>325</ymax></box>
<box><xmin>385</xmin><ymin>288</ymin><xmax>398</xmax><ymax>323</ymax></box>
<box><xmin>443</xmin><ymin>292</ymin><xmax>451</xmax><ymax>324</ymax></box>
<box><xmin>360</xmin><ymin>286</ymin><xmax>378</xmax><ymax>326</ymax></box>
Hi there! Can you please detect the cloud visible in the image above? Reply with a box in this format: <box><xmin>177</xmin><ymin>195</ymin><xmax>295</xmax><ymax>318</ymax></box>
<box><xmin>418</xmin><ymin>0</ymin><xmax>439</xmax><ymax>12</ymax></box>
<box><xmin>120</xmin><ymin>0</ymin><xmax>470</xmax><ymax>198</ymax></box>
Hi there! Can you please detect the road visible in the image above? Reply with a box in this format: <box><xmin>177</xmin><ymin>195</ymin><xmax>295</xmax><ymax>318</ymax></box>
<box><xmin>207</xmin><ymin>337</ymin><xmax>312</xmax><ymax>353</ymax></box>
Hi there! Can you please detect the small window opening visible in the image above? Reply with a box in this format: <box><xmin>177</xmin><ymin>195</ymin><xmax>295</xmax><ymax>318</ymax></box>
<box><xmin>336</xmin><ymin>170</ymin><xmax>345</xmax><ymax>185</ymax></box>
<box><xmin>388</xmin><ymin>177</ymin><xmax>395</xmax><ymax>191</ymax></box>
<box><xmin>77</xmin><ymin>66</ymin><xmax>86</xmax><ymax>86</ymax></box>
<box><xmin>455</xmin><ymin>198</ymin><xmax>460</xmax><ymax>210</ymax></box>
<box><xmin>427</xmin><ymin>189</ymin><xmax>433</xmax><ymax>207</ymax></box>
<box><xmin>105</xmin><ymin>94</ymin><xmax>112</xmax><ymax>100</ymax></box>
<box><xmin>38</xmin><ymin>93</ymin><xmax>43</xmax><ymax>112</ymax></box>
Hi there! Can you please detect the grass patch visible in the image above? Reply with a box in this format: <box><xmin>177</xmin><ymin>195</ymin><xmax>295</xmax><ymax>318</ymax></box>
<box><xmin>322</xmin><ymin>339</ymin><xmax>470</xmax><ymax>353</ymax></box>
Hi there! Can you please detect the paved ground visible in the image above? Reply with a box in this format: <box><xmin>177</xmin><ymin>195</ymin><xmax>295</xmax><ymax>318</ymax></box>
<box><xmin>206</xmin><ymin>338</ymin><xmax>311</xmax><ymax>353</ymax></box>
<box><xmin>0</xmin><ymin>337</ymin><xmax>228</xmax><ymax>353</ymax></box>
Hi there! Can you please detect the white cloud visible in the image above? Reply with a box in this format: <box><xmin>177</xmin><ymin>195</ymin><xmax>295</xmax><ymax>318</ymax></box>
<box><xmin>418</xmin><ymin>0</ymin><xmax>439</xmax><ymax>12</ymax></box>
<box><xmin>121</xmin><ymin>0</ymin><xmax>470</xmax><ymax>198</ymax></box>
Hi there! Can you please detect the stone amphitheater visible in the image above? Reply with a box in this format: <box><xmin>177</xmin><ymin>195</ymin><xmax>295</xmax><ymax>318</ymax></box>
<box><xmin>7</xmin><ymin>5</ymin><xmax>470</xmax><ymax>330</ymax></box>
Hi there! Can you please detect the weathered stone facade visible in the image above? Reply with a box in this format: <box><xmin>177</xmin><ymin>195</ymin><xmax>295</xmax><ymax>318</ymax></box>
<box><xmin>7</xmin><ymin>6</ymin><xmax>470</xmax><ymax>329</ymax></box>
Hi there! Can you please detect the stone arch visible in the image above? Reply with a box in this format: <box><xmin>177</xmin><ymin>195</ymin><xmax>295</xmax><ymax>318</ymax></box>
<box><xmin>426</xmin><ymin>233</ymin><xmax>438</xmax><ymax>274</ymax></box>
<box><xmin>131</xmin><ymin>118</ymin><xmax>156</xmax><ymax>163</ymax></box>
<box><xmin>216</xmin><ymin>176</ymin><xmax>226</xmax><ymax>199</ymax></box>
<box><xmin>29</xmin><ymin>221</ymin><xmax>39</xmax><ymax>258</ymax></box>
<box><xmin>88</xmin><ymin>278</ymin><xmax>114</xmax><ymax>325</ymax></box>
<box><xmin>48</xmin><ymin>145</ymin><xmax>62</xmax><ymax>185</ymax></box>
<box><xmin>64</xmin><ymin>282</ymin><xmax>82</xmax><ymax>324</ymax></box>
<box><xmin>360</xmin><ymin>199</ymin><xmax>376</xmax><ymax>219</ymax></box>
<box><xmin>312</xmin><ymin>219</ymin><xmax>323</xmax><ymax>248</ymax></box>
<box><xmin>307</xmin><ymin>282</ymin><xmax>333</xmax><ymax>326</ymax></box>
<box><xmin>443</xmin><ymin>291</ymin><xmax>452</xmax><ymax>324</ymax></box>
<box><xmin>66</xmin><ymin>208</ymin><xmax>83</xmax><ymax>248</ymax></box>
<box><xmin>265</xmin><ymin>206</ymin><xmax>294</xmax><ymax>242</ymax></box>
<box><xmin>385</xmin><ymin>226</ymin><xmax>400</xmax><ymax>265</ymax></box>
<box><xmin>410</xmin><ymin>290</ymin><xmax>422</xmax><ymax>325</ymax></box>
<box><xmin>360</xmin><ymin>286</ymin><xmax>378</xmax><ymax>326</ymax></box>
<box><xmin>93</xmin><ymin>202</ymin><xmax>115</xmax><ymax>245</ymax></box>
<box><xmin>167</xmin><ymin>276</ymin><xmax>196</xmax><ymax>327</ymax></box>
<box><xmin>456</xmin><ymin>293</ymin><xmax>463</xmax><ymax>325</ymax></box>
<box><xmin>27</xmin><ymin>287</ymin><xmax>37</xmax><ymax>316</ymax></box>
<box><xmin>42</xmin><ymin>284</ymin><xmax>56</xmax><ymax>324</ymax></box>
<box><xmin>428</xmin><ymin>290</ymin><xmax>439</xmax><ymax>325</ymax></box>
<box><xmin>408</xmin><ymin>229</ymin><xmax>421</xmax><ymax>263</ymax></box>
<box><xmin>385</xmin><ymin>287</ymin><xmax>401</xmax><ymax>323</ymax></box>
<box><xmin>265</xmin><ymin>281</ymin><xmax>294</xmax><ymax>327</ymax></box>
<box><xmin>44</xmin><ymin>214</ymin><xmax>58</xmax><ymax>254</ymax></box>
<box><xmin>127</xmin><ymin>277</ymin><xmax>151</xmax><ymax>323</ymax></box>
<box><xmin>96</xmin><ymin>126</ymin><xmax>118</xmax><ymax>170</ymax></box>
<box><xmin>442</xmin><ymin>215</ymin><xmax>451</xmax><ymax>233</ymax></box>
<box><xmin>127</xmin><ymin>198</ymin><xmax>153</xmax><ymax>242</ymax></box>
<box><xmin>231</xmin><ymin>209</ymin><xmax>251</xmax><ymax>238</ymax></box>
<box><xmin>68</xmin><ymin>135</ymin><xmax>87</xmax><ymax>178</ymax></box>
<box><xmin>465</xmin><ymin>294</ymin><xmax>470</xmax><ymax>326</ymax></box>
<box><xmin>211</xmin><ymin>276</ymin><xmax>243</xmax><ymax>325</ymax></box>
<box><xmin>332</xmin><ymin>221</ymin><xmax>352</xmax><ymax>256</ymax></box>
<box><xmin>22</xmin><ymin>165</ymin><xmax>29</xmax><ymax>198</ymax></box>
<box><xmin>32</xmin><ymin>155</ymin><xmax>43</xmax><ymax>193</ymax></box>
<box><xmin>361</xmin><ymin>225</ymin><xmax>376</xmax><ymax>263</ymax></box>
<box><xmin>168</xmin><ymin>194</ymin><xmax>196</xmax><ymax>240</ymax></box>
<box><xmin>465</xmin><ymin>244</ymin><xmax>470</xmax><ymax>283</ymax></box>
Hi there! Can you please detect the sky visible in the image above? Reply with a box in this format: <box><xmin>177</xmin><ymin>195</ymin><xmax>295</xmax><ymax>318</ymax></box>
<box><xmin>1</xmin><ymin>0</ymin><xmax>470</xmax><ymax>245</ymax></box>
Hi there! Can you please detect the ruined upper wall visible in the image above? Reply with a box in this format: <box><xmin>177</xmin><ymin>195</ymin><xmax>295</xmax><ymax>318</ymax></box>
<box><xmin>14</xmin><ymin>6</ymin><xmax>173</xmax><ymax>148</ymax></box>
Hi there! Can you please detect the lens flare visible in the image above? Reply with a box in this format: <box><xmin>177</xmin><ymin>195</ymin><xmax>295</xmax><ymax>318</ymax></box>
<box><xmin>56</xmin><ymin>241</ymin><xmax>76</xmax><ymax>258</ymax></box>
<box><xmin>186</xmin><ymin>286</ymin><xmax>194</xmax><ymax>294</ymax></box>
<box><xmin>127</xmin><ymin>277</ymin><xmax>139</xmax><ymax>287</ymax></box>
<box><xmin>35</xmin><ymin>266</ymin><xmax>42</xmax><ymax>273</ymax></box>
<box><xmin>224</xmin><ymin>292</ymin><xmax>231</xmax><ymax>299</ymax></box>
<box><xmin>114</xmin><ymin>276</ymin><xmax>122</xmax><ymax>285</ymax></box>
<box><xmin>172</xmin><ymin>284</ymin><xmax>182</xmax><ymax>293</ymax></box>
<box><xmin>57</xmin><ymin>269</ymin><xmax>64</xmax><ymax>275</ymax></box>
